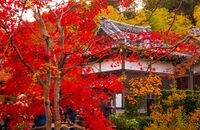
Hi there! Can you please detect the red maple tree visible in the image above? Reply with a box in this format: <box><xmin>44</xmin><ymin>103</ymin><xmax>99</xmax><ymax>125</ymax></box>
<box><xmin>0</xmin><ymin>0</ymin><xmax>199</xmax><ymax>130</ymax></box>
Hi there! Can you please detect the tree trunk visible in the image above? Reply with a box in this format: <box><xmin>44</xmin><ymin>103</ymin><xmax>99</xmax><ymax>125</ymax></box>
<box><xmin>44</xmin><ymin>87</ymin><xmax>52</xmax><ymax>130</ymax></box>
<box><xmin>54</xmin><ymin>78</ymin><xmax>61</xmax><ymax>130</ymax></box>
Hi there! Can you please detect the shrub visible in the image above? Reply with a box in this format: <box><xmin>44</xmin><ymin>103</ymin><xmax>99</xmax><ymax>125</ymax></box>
<box><xmin>109</xmin><ymin>114</ymin><xmax>139</xmax><ymax>130</ymax></box>
<box><xmin>146</xmin><ymin>89</ymin><xmax>200</xmax><ymax>130</ymax></box>
<box><xmin>135</xmin><ymin>116</ymin><xmax>153</xmax><ymax>130</ymax></box>
<box><xmin>125</xmin><ymin>95</ymin><xmax>147</xmax><ymax>117</ymax></box>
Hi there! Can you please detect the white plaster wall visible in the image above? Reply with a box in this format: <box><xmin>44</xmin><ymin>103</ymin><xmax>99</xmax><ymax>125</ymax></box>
<box><xmin>83</xmin><ymin>63</ymin><xmax>100</xmax><ymax>73</ymax></box>
<box><xmin>101</xmin><ymin>59</ymin><xmax>122</xmax><ymax>72</ymax></box>
<box><xmin>125</xmin><ymin>60</ymin><xmax>174</xmax><ymax>74</ymax></box>
<box><xmin>152</xmin><ymin>61</ymin><xmax>174</xmax><ymax>74</ymax></box>
<box><xmin>194</xmin><ymin>64</ymin><xmax>200</xmax><ymax>74</ymax></box>
<box><xmin>125</xmin><ymin>60</ymin><xmax>148</xmax><ymax>71</ymax></box>
<box><xmin>84</xmin><ymin>59</ymin><xmax>174</xmax><ymax>74</ymax></box>
<box><xmin>115</xmin><ymin>93</ymin><xmax>122</xmax><ymax>108</ymax></box>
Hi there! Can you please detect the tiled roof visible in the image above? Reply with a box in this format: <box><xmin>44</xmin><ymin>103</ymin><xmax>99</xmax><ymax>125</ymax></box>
<box><xmin>97</xmin><ymin>17</ymin><xmax>192</xmax><ymax>57</ymax></box>
<box><xmin>191</xmin><ymin>27</ymin><xmax>200</xmax><ymax>41</ymax></box>
<box><xmin>97</xmin><ymin>17</ymin><xmax>151</xmax><ymax>40</ymax></box>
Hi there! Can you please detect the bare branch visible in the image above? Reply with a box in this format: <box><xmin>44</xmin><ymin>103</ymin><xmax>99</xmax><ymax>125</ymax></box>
<box><xmin>167</xmin><ymin>0</ymin><xmax>183</xmax><ymax>32</ymax></box>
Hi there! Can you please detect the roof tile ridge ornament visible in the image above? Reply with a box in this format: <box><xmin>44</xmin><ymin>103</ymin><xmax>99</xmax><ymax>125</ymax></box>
<box><xmin>98</xmin><ymin>16</ymin><xmax>152</xmax><ymax>35</ymax></box>
<box><xmin>100</xmin><ymin>16</ymin><xmax>107</xmax><ymax>21</ymax></box>
<box><xmin>99</xmin><ymin>16</ymin><xmax>123</xmax><ymax>40</ymax></box>
<box><xmin>191</xmin><ymin>26</ymin><xmax>200</xmax><ymax>41</ymax></box>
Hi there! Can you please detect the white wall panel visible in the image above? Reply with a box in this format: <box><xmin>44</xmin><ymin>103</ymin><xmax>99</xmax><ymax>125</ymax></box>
<box><xmin>83</xmin><ymin>63</ymin><xmax>100</xmax><ymax>74</ymax></box>
<box><xmin>101</xmin><ymin>59</ymin><xmax>122</xmax><ymax>72</ymax></box>
<box><xmin>125</xmin><ymin>60</ymin><xmax>174</xmax><ymax>74</ymax></box>
<box><xmin>84</xmin><ymin>59</ymin><xmax>174</xmax><ymax>74</ymax></box>
<box><xmin>194</xmin><ymin>64</ymin><xmax>200</xmax><ymax>74</ymax></box>
<box><xmin>115</xmin><ymin>93</ymin><xmax>122</xmax><ymax>108</ymax></box>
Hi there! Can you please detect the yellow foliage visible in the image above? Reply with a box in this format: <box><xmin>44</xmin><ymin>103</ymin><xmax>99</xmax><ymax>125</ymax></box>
<box><xmin>145</xmin><ymin>87</ymin><xmax>199</xmax><ymax>130</ymax></box>
<box><xmin>170</xmin><ymin>15</ymin><xmax>192</xmax><ymax>34</ymax></box>
<box><xmin>149</xmin><ymin>8</ymin><xmax>191</xmax><ymax>34</ymax></box>
<box><xmin>127</xmin><ymin>73</ymin><xmax>162</xmax><ymax>104</ymax></box>
<box><xmin>118</xmin><ymin>75</ymin><xmax>127</xmax><ymax>82</ymax></box>
<box><xmin>194</xmin><ymin>5</ymin><xmax>200</xmax><ymax>28</ymax></box>
<box><xmin>98</xmin><ymin>6</ymin><xmax>191</xmax><ymax>34</ymax></box>
<box><xmin>148</xmin><ymin>8</ymin><xmax>171</xmax><ymax>32</ymax></box>
<box><xmin>97</xmin><ymin>6</ymin><xmax>149</xmax><ymax>26</ymax></box>
<box><xmin>32</xmin><ymin>63</ymin><xmax>61</xmax><ymax>83</ymax></box>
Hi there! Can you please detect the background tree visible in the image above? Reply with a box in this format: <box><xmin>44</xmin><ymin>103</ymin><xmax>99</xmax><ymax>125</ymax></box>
<box><xmin>193</xmin><ymin>5</ymin><xmax>200</xmax><ymax>28</ymax></box>
<box><xmin>144</xmin><ymin>0</ymin><xmax>200</xmax><ymax>20</ymax></box>
<box><xmin>147</xmin><ymin>8</ymin><xmax>192</xmax><ymax>34</ymax></box>
<box><xmin>98</xmin><ymin>5</ymin><xmax>149</xmax><ymax>26</ymax></box>
<box><xmin>99</xmin><ymin>6</ymin><xmax>191</xmax><ymax>33</ymax></box>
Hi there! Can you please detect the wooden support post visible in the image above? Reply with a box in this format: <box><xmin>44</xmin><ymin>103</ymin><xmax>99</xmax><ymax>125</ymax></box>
<box><xmin>189</xmin><ymin>66</ymin><xmax>194</xmax><ymax>90</ymax></box>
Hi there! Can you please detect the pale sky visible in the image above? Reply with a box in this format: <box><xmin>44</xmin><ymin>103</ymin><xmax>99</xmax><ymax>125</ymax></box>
<box><xmin>23</xmin><ymin>0</ymin><xmax>144</xmax><ymax>22</ymax></box>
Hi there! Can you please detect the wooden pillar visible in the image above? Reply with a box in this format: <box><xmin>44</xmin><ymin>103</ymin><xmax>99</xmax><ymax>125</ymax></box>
<box><xmin>189</xmin><ymin>65</ymin><xmax>194</xmax><ymax>90</ymax></box>
<box><xmin>122</xmin><ymin>71</ymin><xmax>126</xmax><ymax>108</ymax></box>
<box><xmin>113</xmin><ymin>94</ymin><xmax>116</xmax><ymax>113</ymax></box>
<box><xmin>99</xmin><ymin>62</ymin><xmax>101</xmax><ymax>72</ymax></box>
<box><xmin>122</xmin><ymin>55</ymin><xmax>125</xmax><ymax>70</ymax></box>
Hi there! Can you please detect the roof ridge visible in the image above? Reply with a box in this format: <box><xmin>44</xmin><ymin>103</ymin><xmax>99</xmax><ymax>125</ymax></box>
<box><xmin>100</xmin><ymin>16</ymin><xmax>151</xmax><ymax>29</ymax></box>
<box><xmin>106</xmin><ymin>19</ymin><xmax>151</xmax><ymax>29</ymax></box>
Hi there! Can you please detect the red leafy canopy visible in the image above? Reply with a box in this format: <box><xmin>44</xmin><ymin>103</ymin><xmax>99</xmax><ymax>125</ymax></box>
<box><xmin>0</xmin><ymin>0</ymin><xmax>124</xmax><ymax>129</ymax></box>
<box><xmin>0</xmin><ymin>0</ymin><xmax>199</xmax><ymax>129</ymax></box>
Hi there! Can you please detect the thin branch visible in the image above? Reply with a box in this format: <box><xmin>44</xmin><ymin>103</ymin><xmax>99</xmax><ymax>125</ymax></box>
<box><xmin>167</xmin><ymin>0</ymin><xmax>183</xmax><ymax>32</ymax></box>
<box><xmin>62</xmin><ymin>48</ymin><xmax>120</xmax><ymax>76</ymax></box>
<box><xmin>146</xmin><ymin>34</ymin><xmax>194</xmax><ymax>72</ymax></box>
<box><xmin>146</xmin><ymin>0</ymin><xmax>161</xmax><ymax>21</ymax></box>
<box><xmin>22</xmin><ymin>22</ymin><xmax>44</xmax><ymax>40</ymax></box>
<box><xmin>48</xmin><ymin>6</ymin><xmax>65</xmax><ymax>70</ymax></box>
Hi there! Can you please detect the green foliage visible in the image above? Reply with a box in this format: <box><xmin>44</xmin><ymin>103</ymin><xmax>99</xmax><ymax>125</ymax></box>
<box><xmin>144</xmin><ymin>0</ymin><xmax>200</xmax><ymax>17</ymax></box>
<box><xmin>98</xmin><ymin>6</ymin><xmax>149</xmax><ymax>26</ymax></box>
<box><xmin>170</xmin><ymin>15</ymin><xmax>192</xmax><ymax>34</ymax></box>
<box><xmin>148</xmin><ymin>8</ymin><xmax>191</xmax><ymax>33</ymax></box>
<box><xmin>134</xmin><ymin>116</ymin><xmax>153</xmax><ymax>130</ymax></box>
<box><xmin>146</xmin><ymin>89</ymin><xmax>200</xmax><ymax>130</ymax></box>
<box><xmin>98</xmin><ymin>6</ymin><xmax>123</xmax><ymax>22</ymax></box>
<box><xmin>109</xmin><ymin>114</ymin><xmax>153</xmax><ymax>130</ymax></box>
<box><xmin>16</xmin><ymin>122</ymin><xmax>28</xmax><ymax>130</ymax></box>
<box><xmin>109</xmin><ymin>114</ymin><xmax>127</xmax><ymax>128</ymax></box>
<box><xmin>156</xmin><ymin>90</ymin><xmax>200</xmax><ymax>114</ymax></box>
<box><xmin>109</xmin><ymin>114</ymin><xmax>139</xmax><ymax>129</ymax></box>
<box><xmin>125</xmin><ymin>119</ymin><xmax>140</xmax><ymax>130</ymax></box>
<box><xmin>125</xmin><ymin>95</ymin><xmax>147</xmax><ymax>117</ymax></box>
<box><xmin>99</xmin><ymin>6</ymin><xmax>191</xmax><ymax>34</ymax></box>
<box><xmin>148</xmin><ymin>8</ymin><xmax>172</xmax><ymax>31</ymax></box>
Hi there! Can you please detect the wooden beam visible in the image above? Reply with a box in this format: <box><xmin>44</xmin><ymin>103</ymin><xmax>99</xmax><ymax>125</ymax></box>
<box><xmin>189</xmin><ymin>66</ymin><xmax>194</xmax><ymax>90</ymax></box>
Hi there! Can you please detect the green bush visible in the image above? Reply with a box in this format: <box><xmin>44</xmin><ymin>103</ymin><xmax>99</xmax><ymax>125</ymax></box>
<box><xmin>125</xmin><ymin>95</ymin><xmax>147</xmax><ymax>117</ymax></box>
<box><xmin>109</xmin><ymin>114</ymin><xmax>127</xmax><ymax>128</ymax></box>
<box><xmin>155</xmin><ymin>90</ymin><xmax>200</xmax><ymax>114</ymax></box>
<box><xmin>125</xmin><ymin>119</ymin><xmax>139</xmax><ymax>130</ymax></box>
<box><xmin>109</xmin><ymin>114</ymin><xmax>139</xmax><ymax>130</ymax></box>
<box><xmin>109</xmin><ymin>114</ymin><xmax>154</xmax><ymax>130</ymax></box>
<box><xmin>134</xmin><ymin>116</ymin><xmax>153</xmax><ymax>130</ymax></box>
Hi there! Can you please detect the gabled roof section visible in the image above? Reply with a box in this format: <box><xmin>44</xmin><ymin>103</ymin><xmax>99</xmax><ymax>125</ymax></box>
<box><xmin>109</xmin><ymin>20</ymin><xmax>151</xmax><ymax>33</ymax></box>
<box><xmin>191</xmin><ymin>27</ymin><xmax>200</xmax><ymax>41</ymax></box>
<box><xmin>97</xmin><ymin>16</ymin><xmax>151</xmax><ymax>40</ymax></box>
<box><xmin>96</xmin><ymin>17</ymin><xmax>193</xmax><ymax>58</ymax></box>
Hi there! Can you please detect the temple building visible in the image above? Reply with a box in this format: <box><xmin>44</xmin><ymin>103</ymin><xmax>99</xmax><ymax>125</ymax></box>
<box><xmin>88</xmin><ymin>17</ymin><xmax>200</xmax><ymax>113</ymax></box>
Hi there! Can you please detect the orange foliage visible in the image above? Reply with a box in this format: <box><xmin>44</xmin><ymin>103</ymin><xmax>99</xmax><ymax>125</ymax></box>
<box><xmin>127</xmin><ymin>73</ymin><xmax>162</xmax><ymax>104</ymax></box>
<box><xmin>146</xmin><ymin>88</ymin><xmax>199</xmax><ymax>130</ymax></box>
<box><xmin>0</xmin><ymin>71</ymin><xmax>10</xmax><ymax>82</ymax></box>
